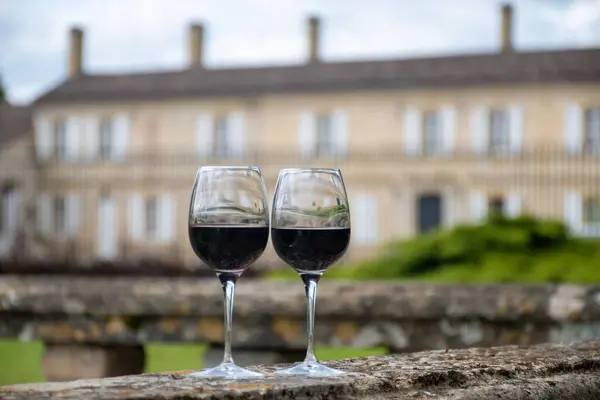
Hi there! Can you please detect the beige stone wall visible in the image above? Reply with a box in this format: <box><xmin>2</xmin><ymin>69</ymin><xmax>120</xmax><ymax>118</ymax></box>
<box><xmin>0</xmin><ymin>134</ymin><xmax>38</xmax><ymax>259</ymax></box>
<box><xmin>27</xmin><ymin>82</ymin><xmax>600</xmax><ymax>265</ymax></box>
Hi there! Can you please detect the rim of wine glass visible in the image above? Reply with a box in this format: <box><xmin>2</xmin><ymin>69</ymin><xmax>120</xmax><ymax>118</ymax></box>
<box><xmin>197</xmin><ymin>165</ymin><xmax>262</xmax><ymax>173</ymax></box>
<box><xmin>278</xmin><ymin>167</ymin><xmax>342</xmax><ymax>175</ymax></box>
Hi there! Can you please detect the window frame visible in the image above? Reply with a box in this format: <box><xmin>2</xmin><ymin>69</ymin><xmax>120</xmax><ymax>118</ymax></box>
<box><xmin>54</xmin><ymin>196</ymin><xmax>67</xmax><ymax>234</ymax></box>
<box><xmin>145</xmin><ymin>196</ymin><xmax>159</xmax><ymax>240</ymax></box>
<box><xmin>55</xmin><ymin>120</ymin><xmax>68</xmax><ymax>161</ymax></box>
<box><xmin>583</xmin><ymin>196</ymin><xmax>600</xmax><ymax>225</ymax></box>
<box><xmin>584</xmin><ymin>107</ymin><xmax>600</xmax><ymax>155</ymax></box>
<box><xmin>422</xmin><ymin>110</ymin><xmax>442</xmax><ymax>156</ymax></box>
<box><xmin>99</xmin><ymin>118</ymin><xmax>114</xmax><ymax>160</ymax></box>
<box><xmin>315</xmin><ymin>113</ymin><xmax>335</xmax><ymax>157</ymax></box>
<box><xmin>214</xmin><ymin>116</ymin><xmax>230</xmax><ymax>157</ymax></box>
<box><xmin>488</xmin><ymin>196</ymin><xmax>505</xmax><ymax>217</ymax></box>
<box><xmin>489</xmin><ymin>108</ymin><xmax>510</xmax><ymax>155</ymax></box>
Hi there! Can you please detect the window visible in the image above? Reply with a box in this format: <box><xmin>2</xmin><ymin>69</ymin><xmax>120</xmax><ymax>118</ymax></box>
<box><xmin>423</xmin><ymin>111</ymin><xmax>442</xmax><ymax>155</ymax></box>
<box><xmin>99</xmin><ymin>119</ymin><xmax>113</xmax><ymax>160</ymax></box>
<box><xmin>489</xmin><ymin>109</ymin><xmax>510</xmax><ymax>155</ymax></box>
<box><xmin>55</xmin><ymin>120</ymin><xmax>68</xmax><ymax>161</ymax></box>
<box><xmin>488</xmin><ymin>196</ymin><xmax>505</xmax><ymax>216</ymax></box>
<box><xmin>54</xmin><ymin>196</ymin><xmax>66</xmax><ymax>234</ymax></box>
<box><xmin>145</xmin><ymin>197</ymin><xmax>158</xmax><ymax>238</ymax></box>
<box><xmin>316</xmin><ymin>114</ymin><xmax>335</xmax><ymax>157</ymax></box>
<box><xmin>584</xmin><ymin>197</ymin><xmax>600</xmax><ymax>224</ymax></box>
<box><xmin>214</xmin><ymin>116</ymin><xmax>230</xmax><ymax>157</ymax></box>
<box><xmin>584</xmin><ymin>108</ymin><xmax>600</xmax><ymax>155</ymax></box>
<box><xmin>0</xmin><ymin>186</ymin><xmax>12</xmax><ymax>233</ymax></box>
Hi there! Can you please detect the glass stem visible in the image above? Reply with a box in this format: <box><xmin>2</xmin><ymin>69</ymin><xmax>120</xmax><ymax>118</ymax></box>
<box><xmin>222</xmin><ymin>279</ymin><xmax>236</xmax><ymax>365</ymax></box>
<box><xmin>303</xmin><ymin>277</ymin><xmax>319</xmax><ymax>364</ymax></box>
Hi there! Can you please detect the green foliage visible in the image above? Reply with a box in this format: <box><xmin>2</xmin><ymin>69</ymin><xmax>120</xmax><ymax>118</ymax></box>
<box><xmin>266</xmin><ymin>216</ymin><xmax>600</xmax><ymax>284</ymax></box>
<box><xmin>0</xmin><ymin>75</ymin><xmax>5</xmax><ymax>101</ymax></box>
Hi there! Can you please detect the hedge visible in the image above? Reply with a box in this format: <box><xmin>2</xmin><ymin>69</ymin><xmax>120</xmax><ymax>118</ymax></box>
<box><xmin>267</xmin><ymin>216</ymin><xmax>600</xmax><ymax>284</ymax></box>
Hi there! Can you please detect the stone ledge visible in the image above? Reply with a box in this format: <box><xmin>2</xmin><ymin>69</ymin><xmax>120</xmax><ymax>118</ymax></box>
<box><xmin>2</xmin><ymin>276</ymin><xmax>599</xmax><ymax>322</ymax></box>
<box><xmin>2</xmin><ymin>341</ymin><xmax>600</xmax><ymax>400</ymax></box>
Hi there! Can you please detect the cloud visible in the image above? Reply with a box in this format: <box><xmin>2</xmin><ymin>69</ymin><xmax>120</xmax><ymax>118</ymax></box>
<box><xmin>1</xmin><ymin>0</ymin><xmax>599</xmax><ymax>105</ymax></box>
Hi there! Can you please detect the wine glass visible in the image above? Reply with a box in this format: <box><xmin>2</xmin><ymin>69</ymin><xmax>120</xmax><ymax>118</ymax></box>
<box><xmin>188</xmin><ymin>166</ymin><xmax>269</xmax><ymax>379</ymax></box>
<box><xmin>271</xmin><ymin>168</ymin><xmax>351</xmax><ymax>377</ymax></box>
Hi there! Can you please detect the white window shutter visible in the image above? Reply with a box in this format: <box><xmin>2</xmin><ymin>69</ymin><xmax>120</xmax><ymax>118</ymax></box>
<box><xmin>37</xmin><ymin>194</ymin><xmax>53</xmax><ymax>234</ymax></box>
<box><xmin>65</xmin><ymin>194</ymin><xmax>80</xmax><ymax>236</ymax></box>
<box><xmin>158</xmin><ymin>194</ymin><xmax>175</xmax><ymax>243</ymax></box>
<box><xmin>128</xmin><ymin>195</ymin><xmax>144</xmax><ymax>241</ymax></box>
<box><xmin>196</xmin><ymin>114</ymin><xmax>214</xmax><ymax>157</ymax></box>
<box><xmin>470</xmin><ymin>190</ymin><xmax>487</xmax><ymax>222</ymax></box>
<box><xmin>64</xmin><ymin>117</ymin><xmax>81</xmax><ymax>162</ymax></box>
<box><xmin>470</xmin><ymin>106</ymin><xmax>488</xmax><ymax>156</ymax></box>
<box><xmin>112</xmin><ymin>114</ymin><xmax>131</xmax><ymax>161</ymax></box>
<box><xmin>564</xmin><ymin>191</ymin><xmax>582</xmax><ymax>234</ymax></box>
<box><xmin>331</xmin><ymin>109</ymin><xmax>348</xmax><ymax>157</ymax></box>
<box><xmin>403</xmin><ymin>106</ymin><xmax>422</xmax><ymax>156</ymax></box>
<box><xmin>564</xmin><ymin>103</ymin><xmax>583</xmax><ymax>155</ymax></box>
<box><xmin>227</xmin><ymin>112</ymin><xmax>245</xmax><ymax>158</ymax></box>
<box><xmin>440</xmin><ymin>105</ymin><xmax>456</xmax><ymax>155</ymax></box>
<box><xmin>299</xmin><ymin>111</ymin><xmax>316</xmax><ymax>158</ymax></box>
<box><xmin>505</xmin><ymin>192</ymin><xmax>522</xmax><ymax>218</ymax></box>
<box><xmin>34</xmin><ymin>116</ymin><xmax>54</xmax><ymax>161</ymax></box>
<box><xmin>508</xmin><ymin>104</ymin><xmax>524</xmax><ymax>155</ymax></box>
<box><xmin>82</xmin><ymin>116</ymin><xmax>100</xmax><ymax>160</ymax></box>
<box><xmin>352</xmin><ymin>193</ymin><xmax>378</xmax><ymax>244</ymax></box>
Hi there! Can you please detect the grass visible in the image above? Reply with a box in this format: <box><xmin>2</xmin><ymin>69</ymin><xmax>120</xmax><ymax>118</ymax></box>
<box><xmin>0</xmin><ymin>340</ymin><xmax>387</xmax><ymax>386</ymax></box>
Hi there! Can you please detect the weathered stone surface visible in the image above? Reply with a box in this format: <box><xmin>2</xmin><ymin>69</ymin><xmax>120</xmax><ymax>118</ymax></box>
<box><xmin>1</xmin><ymin>276</ymin><xmax>600</xmax><ymax>352</ymax></box>
<box><xmin>2</xmin><ymin>341</ymin><xmax>600</xmax><ymax>399</ymax></box>
<box><xmin>3</xmin><ymin>276</ymin><xmax>600</xmax><ymax>322</ymax></box>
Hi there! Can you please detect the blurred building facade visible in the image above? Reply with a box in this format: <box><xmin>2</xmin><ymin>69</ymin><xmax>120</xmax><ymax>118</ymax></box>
<box><xmin>1</xmin><ymin>4</ymin><xmax>599</xmax><ymax>268</ymax></box>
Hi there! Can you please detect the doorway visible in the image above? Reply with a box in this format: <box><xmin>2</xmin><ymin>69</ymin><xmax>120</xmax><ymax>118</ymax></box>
<box><xmin>416</xmin><ymin>193</ymin><xmax>443</xmax><ymax>234</ymax></box>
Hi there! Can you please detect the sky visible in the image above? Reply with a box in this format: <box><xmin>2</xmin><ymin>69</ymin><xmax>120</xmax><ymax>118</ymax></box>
<box><xmin>1</xmin><ymin>0</ymin><xmax>599</xmax><ymax>105</ymax></box>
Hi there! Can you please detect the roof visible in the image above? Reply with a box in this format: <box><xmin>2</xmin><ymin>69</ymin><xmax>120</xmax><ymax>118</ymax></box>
<box><xmin>0</xmin><ymin>101</ymin><xmax>33</xmax><ymax>146</ymax></box>
<box><xmin>35</xmin><ymin>47</ymin><xmax>600</xmax><ymax>104</ymax></box>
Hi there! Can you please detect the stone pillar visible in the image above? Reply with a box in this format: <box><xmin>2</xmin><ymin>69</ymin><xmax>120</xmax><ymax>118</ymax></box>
<box><xmin>203</xmin><ymin>345</ymin><xmax>305</xmax><ymax>368</ymax></box>
<box><xmin>42</xmin><ymin>344</ymin><xmax>145</xmax><ymax>381</ymax></box>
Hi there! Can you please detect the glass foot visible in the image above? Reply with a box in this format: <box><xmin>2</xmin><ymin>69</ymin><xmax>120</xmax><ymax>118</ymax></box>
<box><xmin>275</xmin><ymin>361</ymin><xmax>344</xmax><ymax>377</ymax></box>
<box><xmin>189</xmin><ymin>362</ymin><xmax>264</xmax><ymax>379</ymax></box>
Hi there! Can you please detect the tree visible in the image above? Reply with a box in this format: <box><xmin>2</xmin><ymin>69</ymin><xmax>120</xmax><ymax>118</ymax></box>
<box><xmin>0</xmin><ymin>74</ymin><xmax>5</xmax><ymax>101</ymax></box>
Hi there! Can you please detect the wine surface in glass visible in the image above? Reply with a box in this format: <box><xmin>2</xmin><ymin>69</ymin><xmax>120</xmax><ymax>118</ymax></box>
<box><xmin>189</xmin><ymin>225</ymin><xmax>269</xmax><ymax>273</ymax></box>
<box><xmin>271</xmin><ymin>227</ymin><xmax>350</xmax><ymax>274</ymax></box>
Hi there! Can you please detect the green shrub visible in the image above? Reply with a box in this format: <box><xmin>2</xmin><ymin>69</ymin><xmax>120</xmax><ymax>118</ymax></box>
<box><xmin>264</xmin><ymin>216</ymin><xmax>600</xmax><ymax>284</ymax></box>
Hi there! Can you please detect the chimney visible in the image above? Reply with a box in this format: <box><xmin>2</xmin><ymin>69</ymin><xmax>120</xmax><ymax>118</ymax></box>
<box><xmin>189</xmin><ymin>23</ymin><xmax>205</xmax><ymax>67</ymax></box>
<box><xmin>308</xmin><ymin>16</ymin><xmax>320</xmax><ymax>63</ymax></box>
<box><xmin>68</xmin><ymin>26</ymin><xmax>84</xmax><ymax>77</ymax></box>
<box><xmin>501</xmin><ymin>3</ymin><xmax>514</xmax><ymax>52</ymax></box>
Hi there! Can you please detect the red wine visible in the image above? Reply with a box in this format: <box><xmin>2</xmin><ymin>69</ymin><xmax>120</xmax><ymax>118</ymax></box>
<box><xmin>271</xmin><ymin>228</ymin><xmax>350</xmax><ymax>274</ymax></box>
<box><xmin>188</xmin><ymin>225</ymin><xmax>269</xmax><ymax>275</ymax></box>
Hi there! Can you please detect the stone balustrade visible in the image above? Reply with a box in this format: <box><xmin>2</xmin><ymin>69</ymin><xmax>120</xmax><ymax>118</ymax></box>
<box><xmin>2</xmin><ymin>341</ymin><xmax>600</xmax><ymax>399</ymax></box>
<box><xmin>1</xmin><ymin>275</ymin><xmax>600</xmax><ymax>381</ymax></box>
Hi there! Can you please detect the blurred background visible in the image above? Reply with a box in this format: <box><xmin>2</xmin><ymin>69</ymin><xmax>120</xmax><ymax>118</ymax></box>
<box><xmin>0</xmin><ymin>0</ymin><xmax>599</xmax><ymax>385</ymax></box>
